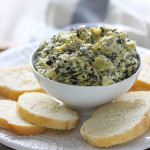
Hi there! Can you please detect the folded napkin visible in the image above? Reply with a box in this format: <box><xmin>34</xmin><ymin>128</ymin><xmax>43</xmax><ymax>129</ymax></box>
<box><xmin>1</xmin><ymin>0</ymin><xmax>150</xmax><ymax>49</ymax></box>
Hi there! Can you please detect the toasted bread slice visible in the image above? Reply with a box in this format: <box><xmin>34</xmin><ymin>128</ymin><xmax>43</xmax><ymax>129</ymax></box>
<box><xmin>80</xmin><ymin>100</ymin><xmax>149</xmax><ymax>148</ymax></box>
<box><xmin>0</xmin><ymin>65</ymin><xmax>45</xmax><ymax>100</ymax></box>
<box><xmin>130</xmin><ymin>55</ymin><xmax>150</xmax><ymax>91</ymax></box>
<box><xmin>0</xmin><ymin>99</ymin><xmax>45</xmax><ymax>135</ymax></box>
<box><xmin>17</xmin><ymin>92</ymin><xmax>79</xmax><ymax>130</ymax></box>
<box><xmin>117</xmin><ymin>91</ymin><xmax>150</xmax><ymax>125</ymax></box>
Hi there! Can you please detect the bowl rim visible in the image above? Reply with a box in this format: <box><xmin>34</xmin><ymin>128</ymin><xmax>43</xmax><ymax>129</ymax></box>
<box><xmin>30</xmin><ymin>48</ymin><xmax>142</xmax><ymax>88</ymax></box>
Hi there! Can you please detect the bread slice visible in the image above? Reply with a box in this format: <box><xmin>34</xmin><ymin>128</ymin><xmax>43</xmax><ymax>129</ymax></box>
<box><xmin>0</xmin><ymin>99</ymin><xmax>45</xmax><ymax>135</ymax></box>
<box><xmin>17</xmin><ymin>92</ymin><xmax>79</xmax><ymax>130</ymax></box>
<box><xmin>0</xmin><ymin>65</ymin><xmax>45</xmax><ymax>100</ymax></box>
<box><xmin>117</xmin><ymin>91</ymin><xmax>150</xmax><ymax>126</ymax></box>
<box><xmin>130</xmin><ymin>55</ymin><xmax>150</xmax><ymax>91</ymax></box>
<box><xmin>80</xmin><ymin>100</ymin><xmax>149</xmax><ymax>148</ymax></box>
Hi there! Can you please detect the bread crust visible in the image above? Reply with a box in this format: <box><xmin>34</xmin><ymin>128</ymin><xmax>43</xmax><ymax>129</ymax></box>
<box><xmin>130</xmin><ymin>80</ymin><xmax>150</xmax><ymax>91</ymax></box>
<box><xmin>0</xmin><ymin>118</ymin><xmax>11</xmax><ymax>130</ymax></box>
<box><xmin>0</xmin><ymin>99</ymin><xmax>45</xmax><ymax>135</ymax></box>
<box><xmin>80</xmin><ymin>100</ymin><xmax>150</xmax><ymax>148</ymax></box>
<box><xmin>7</xmin><ymin>123</ymin><xmax>45</xmax><ymax>135</ymax></box>
<box><xmin>0</xmin><ymin>65</ymin><xmax>45</xmax><ymax>100</ymax></box>
<box><xmin>81</xmin><ymin>115</ymin><xmax>149</xmax><ymax>148</ymax></box>
<box><xmin>17</xmin><ymin>94</ymin><xmax>79</xmax><ymax>130</ymax></box>
<box><xmin>0</xmin><ymin>85</ymin><xmax>45</xmax><ymax>101</ymax></box>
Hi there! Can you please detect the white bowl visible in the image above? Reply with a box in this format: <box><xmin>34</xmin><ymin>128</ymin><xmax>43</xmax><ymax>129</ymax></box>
<box><xmin>30</xmin><ymin>49</ymin><xmax>142</xmax><ymax>110</ymax></box>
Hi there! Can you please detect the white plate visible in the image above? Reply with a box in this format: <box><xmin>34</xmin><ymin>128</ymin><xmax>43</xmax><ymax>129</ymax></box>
<box><xmin>0</xmin><ymin>43</ymin><xmax>150</xmax><ymax>150</ymax></box>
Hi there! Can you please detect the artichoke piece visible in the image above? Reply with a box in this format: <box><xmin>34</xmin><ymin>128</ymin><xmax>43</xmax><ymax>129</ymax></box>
<box><xmin>102</xmin><ymin>76</ymin><xmax>115</xmax><ymax>85</ymax></box>
<box><xmin>126</xmin><ymin>40</ymin><xmax>137</xmax><ymax>51</ymax></box>
<box><xmin>90</xmin><ymin>27</ymin><xmax>102</xmax><ymax>43</ymax></box>
<box><xmin>56</xmin><ymin>44</ymin><xmax>67</xmax><ymax>53</ymax></box>
<box><xmin>93</xmin><ymin>55</ymin><xmax>114</xmax><ymax>71</ymax></box>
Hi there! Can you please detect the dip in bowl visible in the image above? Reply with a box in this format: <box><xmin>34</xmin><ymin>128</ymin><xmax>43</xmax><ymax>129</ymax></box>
<box><xmin>30</xmin><ymin>26</ymin><xmax>141</xmax><ymax>110</ymax></box>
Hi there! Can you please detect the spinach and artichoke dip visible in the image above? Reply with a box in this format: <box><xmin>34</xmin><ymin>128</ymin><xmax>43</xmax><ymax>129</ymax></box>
<box><xmin>34</xmin><ymin>26</ymin><xmax>139</xmax><ymax>86</ymax></box>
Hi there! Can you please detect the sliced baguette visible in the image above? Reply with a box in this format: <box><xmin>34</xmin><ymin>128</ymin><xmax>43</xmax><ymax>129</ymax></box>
<box><xmin>0</xmin><ymin>99</ymin><xmax>45</xmax><ymax>135</ymax></box>
<box><xmin>130</xmin><ymin>55</ymin><xmax>150</xmax><ymax>91</ymax></box>
<box><xmin>80</xmin><ymin>99</ymin><xmax>149</xmax><ymax>148</ymax></box>
<box><xmin>0</xmin><ymin>65</ymin><xmax>45</xmax><ymax>100</ymax></box>
<box><xmin>17</xmin><ymin>92</ymin><xmax>79</xmax><ymax>130</ymax></box>
<box><xmin>117</xmin><ymin>91</ymin><xmax>150</xmax><ymax>125</ymax></box>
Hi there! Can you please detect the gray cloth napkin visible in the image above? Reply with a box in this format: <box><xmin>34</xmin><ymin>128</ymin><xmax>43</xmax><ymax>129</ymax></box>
<box><xmin>0</xmin><ymin>144</ymin><xmax>14</xmax><ymax>150</ymax></box>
